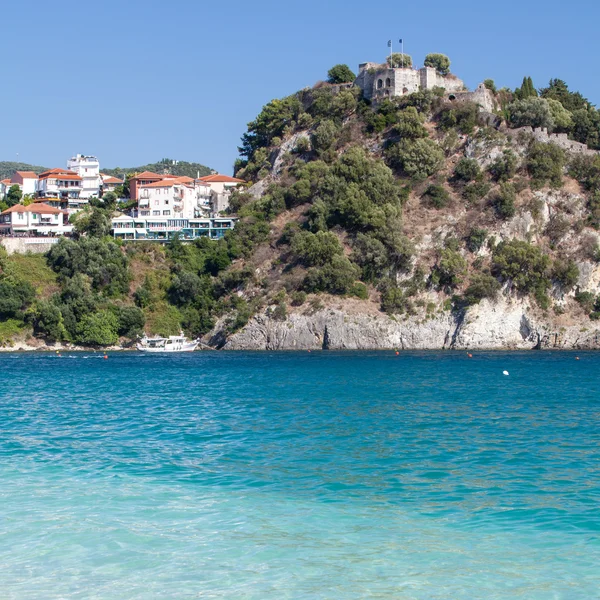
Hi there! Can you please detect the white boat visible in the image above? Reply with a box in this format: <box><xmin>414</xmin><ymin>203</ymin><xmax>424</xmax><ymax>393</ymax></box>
<box><xmin>137</xmin><ymin>333</ymin><xmax>199</xmax><ymax>353</ymax></box>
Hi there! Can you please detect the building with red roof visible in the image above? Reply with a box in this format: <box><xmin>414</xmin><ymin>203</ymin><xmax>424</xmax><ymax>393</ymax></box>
<box><xmin>0</xmin><ymin>203</ymin><xmax>73</xmax><ymax>236</ymax></box>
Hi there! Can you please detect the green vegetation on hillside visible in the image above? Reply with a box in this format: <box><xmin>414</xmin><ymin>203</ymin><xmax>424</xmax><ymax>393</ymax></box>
<box><xmin>3</xmin><ymin>60</ymin><xmax>600</xmax><ymax>347</ymax></box>
<box><xmin>0</xmin><ymin>162</ymin><xmax>47</xmax><ymax>180</ymax></box>
<box><xmin>102</xmin><ymin>158</ymin><xmax>212</xmax><ymax>179</ymax></box>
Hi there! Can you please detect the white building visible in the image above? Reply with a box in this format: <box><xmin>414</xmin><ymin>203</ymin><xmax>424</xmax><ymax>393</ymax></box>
<box><xmin>111</xmin><ymin>214</ymin><xmax>236</xmax><ymax>242</ymax></box>
<box><xmin>11</xmin><ymin>171</ymin><xmax>39</xmax><ymax>196</ymax></box>
<box><xmin>36</xmin><ymin>168</ymin><xmax>87</xmax><ymax>213</ymax></box>
<box><xmin>67</xmin><ymin>154</ymin><xmax>101</xmax><ymax>199</ymax></box>
<box><xmin>0</xmin><ymin>203</ymin><xmax>73</xmax><ymax>236</ymax></box>
<box><xmin>137</xmin><ymin>177</ymin><xmax>212</xmax><ymax>219</ymax></box>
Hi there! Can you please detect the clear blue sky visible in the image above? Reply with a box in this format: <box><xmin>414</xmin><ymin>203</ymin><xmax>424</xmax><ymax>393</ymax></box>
<box><xmin>3</xmin><ymin>0</ymin><xmax>597</xmax><ymax>174</ymax></box>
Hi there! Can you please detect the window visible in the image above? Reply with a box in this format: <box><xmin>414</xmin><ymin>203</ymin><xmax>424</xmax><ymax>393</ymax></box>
<box><xmin>163</xmin><ymin>210</ymin><xmax>171</xmax><ymax>216</ymax></box>
<box><xmin>154</xmin><ymin>199</ymin><xmax>159</xmax><ymax>206</ymax></box>
<box><xmin>386</xmin><ymin>78</ymin><xmax>391</xmax><ymax>87</ymax></box>
<box><xmin>153</xmin><ymin>210</ymin><xmax>160</xmax><ymax>216</ymax></box>
<box><xmin>377</xmin><ymin>79</ymin><xmax>383</xmax><ymax>89</ymax></box>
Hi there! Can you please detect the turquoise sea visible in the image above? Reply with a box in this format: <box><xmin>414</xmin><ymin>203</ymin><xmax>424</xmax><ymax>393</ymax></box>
<box><xmin>1</xmin><ymin>350</ymin><xmax>599</xmax><ymax>599</ymax></box>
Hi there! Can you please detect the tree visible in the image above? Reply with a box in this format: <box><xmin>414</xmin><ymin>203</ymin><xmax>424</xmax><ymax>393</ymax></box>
<box><xmin>453</xmin><ymin>157</ymin><xmax>480</xmax><ymax>182</ymax></box>
<box><xmin>488</xmin><ymin>150</ymin><xmax>518</xmax><ymax>182</ymax></box>
<box><xmin>465</xmin><ymin>228</ymin><xmax>487</xmax><ymax>253</ymax></box>
<box><xmin>507</xmin><ymin>97</ymin><xmax>554</xmax><ymax>129</ymax></box>
<box><xmin>387</xmin><ymin>53</ymin><xmax>412</xmax><ymax>68</ymax></box>
<box><xmin>393</xmin><ymin>107</ymin><xmax>428</xmax><ymax>139</ymax></box>
<box><xmin>540</xmin><ymin>79</ymin><xmax>589</xmax><ymax>112</ymax></box>
<box><xmin>433</xmin><ymin>249</ymin><xmax>467</xmax><ymax>289</ymax></box>
<box><xmin>546</xmin><ymin>98</ymin><xmax>573</xmax><ymax>132</ymax></box>
<box><xmin>526</xmin><ymin>142</ymin><xmax>565</xmax><ymax>188</ymax></box>
<box><xmin>515</xmin><ymin>76</ymin><xmax>537</xmax><ymax>100</ymax></box>
<box><xmin>76</xmin><ymin>310</ymin><xmax>119</xmax><ymax>346</ymax></box>
<box><xmin>463</xmin><ymin>273</ymin><xmax>501</xmax><ymax>305</ymax></box>
<box><xmin>492</xmin><ymin>239</ymin><xmax>550</xmax><ymax>293</ymax></box>
<box><xmin>492</xmin><ymin>183</ymin><xmax>516</xmax><ymax>219</ymax></box>
<box><xmin>385</xmin><ymin>138</ymin><xmax>444</xmax><ymax>180</ymax></box>
<box><xmin>422</xmin><ymin>184</ymin><xmax>449</xmax><ymax>209</ymax></box>
<box><xmin>327</xmin><ymin>64</ymin><xmax>356</xmax><ymax>84</ymax></box>
<box><xmin>6</xmin><ymin>185</ymin><xmax>22</xmax><ymax>207</ymax></box>
<box><xmin>311</xmin><ymin>119</ymin><xmax>339</xmax><ymax>154</ymax></box>
<box><xmin>424</xmin><ymin>53</ymin><xmax>451</xmax><ymax>76</ymax></box>
<box><xmin>291</xmin><ymin>230</ymin><xmax>343</xmax><ymax>267</ymax></box>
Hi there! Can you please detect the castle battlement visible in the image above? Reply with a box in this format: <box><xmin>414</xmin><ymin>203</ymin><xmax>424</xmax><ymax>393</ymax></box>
<box><xmin>354</xmin><ymin>62</ymin><xmax>465</xmax><ymax>101</ymax></box>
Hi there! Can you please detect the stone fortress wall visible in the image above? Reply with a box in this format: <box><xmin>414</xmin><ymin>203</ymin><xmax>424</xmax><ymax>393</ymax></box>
<box><xmin>353</xmin><ymin>61</ymin><xmax>495</xmax><ymax>112</ymax></box>
<box><xmin>505</xmin><ymin>126</ymin><xmax>597</xmax><ymax>156</ymax></box>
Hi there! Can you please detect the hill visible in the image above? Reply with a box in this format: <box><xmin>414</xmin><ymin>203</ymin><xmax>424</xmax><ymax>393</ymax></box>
<box><xmin>102</xmin><ymin>158</ymin><xmax>213</xmax><ymax>179</ymax></box>
<box><xmin>3</xmin><ymin>57</ymin><xmax>600</xmax><ymax>350</ymax></box>
<box><xmin>0</xmin><ymin>162</ymin><xmax>48</xmax><ymax>180</ymax></box>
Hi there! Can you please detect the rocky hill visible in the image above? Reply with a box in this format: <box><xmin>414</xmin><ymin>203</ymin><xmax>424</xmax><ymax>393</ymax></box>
<box><xmin>3</xmin><ymin>58</ymin><xmax>600</xmax><ymax>351</ymax></box>
<box><xmin>210</xmin><ymin>62</ymin><xmax>600</xmax><ymax>350</ymax></box>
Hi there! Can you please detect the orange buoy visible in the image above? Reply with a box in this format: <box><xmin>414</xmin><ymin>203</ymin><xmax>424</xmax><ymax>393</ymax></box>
<box><xmin>468</xmin><ymin>353</ymin><xmax>473</xmax><ymax>358</ymax></box>
<box><xmin>395</xmin><ymin>351</ymin><xmax>399</xmax><ymax>355</ymax></box>
<box><xmin>103</xmin><ymin>355</ymin><xmax>108</xmax><ymax>359</ymax></box>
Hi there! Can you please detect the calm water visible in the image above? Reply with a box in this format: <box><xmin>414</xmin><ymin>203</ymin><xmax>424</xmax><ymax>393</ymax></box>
<box><xmin>0</xmin><ymin>350</ymin><xmax>599</xmax><ymax>599</ymax></box>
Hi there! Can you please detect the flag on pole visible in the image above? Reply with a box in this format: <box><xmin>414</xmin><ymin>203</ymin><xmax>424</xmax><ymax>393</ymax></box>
<box><xmin>387</xmin><ymin>40</ymin><xmax>392</xmax><ymax>47</ymax></box>
<box><xmin>399</xmin><ymin>39</ymin><xmax>403</xmax><ymax>44</ymax></box>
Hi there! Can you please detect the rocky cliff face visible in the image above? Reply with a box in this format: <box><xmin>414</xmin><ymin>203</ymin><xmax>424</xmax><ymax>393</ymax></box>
<box><xmin>222</xmin><ymin>297</ymin><xmax>600</xmax><ymax>351</ymax></box>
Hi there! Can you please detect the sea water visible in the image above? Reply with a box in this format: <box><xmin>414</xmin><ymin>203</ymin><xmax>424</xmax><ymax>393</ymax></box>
<box><xmin>0</xmin><ymin>350</ymin><xmax>598</xmax><ymax>599</ymax></box>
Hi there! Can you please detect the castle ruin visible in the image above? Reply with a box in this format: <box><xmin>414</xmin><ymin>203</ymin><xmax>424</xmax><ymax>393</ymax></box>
<box><xmin>351</xmin><ymin>60</ymin><xmax>497</xmax><ymax>112</ymax></box>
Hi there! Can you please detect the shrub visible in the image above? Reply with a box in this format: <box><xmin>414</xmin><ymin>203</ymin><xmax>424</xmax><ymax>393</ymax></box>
<box><xmin>351</xmin><ymin>233</ymin><xmax>389</xmax><ymax>282</ymax></box>
<box><xmin>465</xmin><ymin>227</ymin><xmax>488</xmax><ymax>252</ymax></box>
<box><xmin>463</xmin><ymin>181</ymin><xmax>491</xmax><ymax>204</ymax></box>
<box><xmin>544</xmin><ymin>215</ymin><xmax>570</xmax><ymax>246</ymax></box>
<box><xmin>379</xmin><ymin>281</ymin><xmax>408</xmax><ymax>314</ymax></box>
<box><xmin>291</xmin><ymin>230</ymin><xmax>343</xmax><ymax>267</ymax></box>
<box><xmin>385</xmin><ymin>138</ymin><xmax>444</xmax><ymax>180</ymax></box>
<box><xmin>393</xmin><ymin>107</ymin><xmax>428</xmax><ymax>139</ymax></box>
<box><xmin>492</xmin><ymin>183</ymin><xmax>516</xmax><ymax>219</ymax></box>
<box><xmin>304</xmin><ymin>255</ymin><xmax>360</xmax><ymax>295</ymax></box>
<box><xmin>569</xmin><ymin>154</ymin><xmax>600</xmax><ymax>191</ymax></box>
<box><xmin>575</xmin><ymin>291</ymin><xmax>595</xmax><ymax>312</ymax></box>
<box><xmin>526</xmin><ymin>142</ymin><xmax>565</xmax><ymax>188</ymax></box>
<box><xmin>327</xmin><ymin>64</ymin><xmax>356</xmax><ymax>84</ymax></box>
<box><xmin>31</xmin><ymin>301</ymin><xmax>67</xmax><ymax>341</ymax></box>
<box><xmin>311</xmin><ymin>119</ymin><xmax>339</xmax><ymax>154</ymax></box>
<box><xmin>387</xmin><ymin>53</ymin><xmax>412</xmax><ymax>68</ymax></box>
<box><xmin>453</xmin><ymin>157</ymin><xmax>481</xmax><ymax>182</ymax></box>
<box><xmin>492</xmin><ymin>239</ymin><xmax>550</xmax><ymax>293</ymax></box>
<box><xmin>76</xmin><ymin>310</ymin><xmax>119</xmax><ymax>346</ymax></box>
<box><xmin>483</xmin><ymin>79</ymin><xmax>497</xmax><ymax>94</ymax></box>
<box><xmin>463</xmin><ymin>273</ymin><xmax>501</xmax><ymax>305</ymax></box>
<box><xmin>424</xmin><ymin>53</ymin><xmax>450</xmax><ymax>76</ymax></box>
<box><xmin>349</xmin><ymin>282</ymin><xmax>369</xmax><ymax>299</ymax></box>
<box><xmin>507</xmin><ymin>97</ymin><xmax>555</xmax><ymax>129</ymax></box>
<box><xmin>438</xmin><ymin>102</ymin><xmax>479</xmax><ymax>135</ymax></box>
<box><xmin>290</xmin><ymin>291</ymin><xmax>307</xmax><ymax>306</ymax></box>
<box><xmin>0</xmin><ymin>280</ymin><xmax>36</xmax><ymax>319</ymax></box>
<box><xmin>433</xmin><ymin>249</ymin><xmax>467</xmax><ymax>289</ymax></box>
<box><xmin>422</xmin><ymin>184</ymin><xmax>450</xmax><ymax>209</ymax></box>
<box><xmin>488</xmin><ymin>150</ymin><xmax>518</xmax><ymax>182</ymax></box>
<box><xmin>551</xmin><ymin>259</ymin><xmax>579</xmax><ymax>291</ymax></box>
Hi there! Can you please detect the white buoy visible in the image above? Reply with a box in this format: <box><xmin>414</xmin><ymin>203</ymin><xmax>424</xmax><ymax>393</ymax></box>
<box><xmin>503</xmin><ymin>370</ymin><xmax>509</xmax><ymax>376</ymax></box>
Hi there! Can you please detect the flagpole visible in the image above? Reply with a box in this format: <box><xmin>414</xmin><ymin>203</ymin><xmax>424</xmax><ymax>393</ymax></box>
<box><xmin>401</xmin><ymin>39</ymin><xmax>404</xmax><ymax>68</ymax></box>
<box><xmin>390</xmin><ymin>40</ymin><xmax>392</xmax><ymax>68</ymax></box>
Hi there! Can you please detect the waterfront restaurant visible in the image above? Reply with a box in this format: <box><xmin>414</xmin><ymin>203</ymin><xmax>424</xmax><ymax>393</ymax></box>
<box><xmin>111</xmin><ymin>215</ymin><xmax>236</xmax><ymax>241</ymax></box>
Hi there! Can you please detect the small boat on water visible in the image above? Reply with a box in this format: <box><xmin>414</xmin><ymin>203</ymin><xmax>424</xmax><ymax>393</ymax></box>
<box><xmin>137</xmin><ymin>333</ymin><xmax>199</xmax><ymax>353</ymax></box>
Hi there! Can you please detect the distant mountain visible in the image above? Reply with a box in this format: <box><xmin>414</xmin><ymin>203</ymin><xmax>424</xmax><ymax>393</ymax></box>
<box><xmin>0</xmin><ymin>158</ymin><xmax>214</xmax><ymax>182</ymax></box>
<box><xmin>102</xmin><ymin>158</ymin><xmax>213</xmax><ymax>179</ymax></box>
<box><xmin>0</xmin><ymin>162</ymin><xmax>48</xmax><ymax>180</ymax></box>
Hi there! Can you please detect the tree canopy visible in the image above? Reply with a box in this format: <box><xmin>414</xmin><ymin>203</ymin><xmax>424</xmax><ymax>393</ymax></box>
<box><xmin>327</xmin><ymin>64</ymin><xmax>356</xmax><ymax>84</ymax></box>
<box><xmin>424</xmin><ymin>53</ymin><xmax>450</xmax><ymax>75</ymax></box>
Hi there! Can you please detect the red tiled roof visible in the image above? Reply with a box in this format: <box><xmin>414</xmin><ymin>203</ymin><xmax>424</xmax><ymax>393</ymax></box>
<box><xmin>130</xmin><ymin>171</ymin><xmax>163</xmax><ymax>180</ymax></box>
<box><xmin>1</xmin><ymin>203</ymin><xmax>62</xmax><ymax>215</ymax></box>
<box><xmin>199</xmin><ymin>174</ymin><xmax>244</xmax><ymax>183</ymax></box>
<box><xmin>38</xmin><ymin>168</ymin><xmax>78</xmax><ymax>179</ymax></box>
<box><xmin>1</xmin><ymin>178</ymin><xmax>11</xmax><ymax>184</ymax></box>
<box><xmin>15</xmin><ymin>171</ymin><xmax>39</xmax><ymax>179</ymax></box>
<box><xmin>101</xmin><ymin>175</ymin><xmax>123</xmax><ymax>184</ymax></box>
<box><xmin>140</xmin><ymin>180</ymin><xmax>178</xmax><ymax>188</ymax></box>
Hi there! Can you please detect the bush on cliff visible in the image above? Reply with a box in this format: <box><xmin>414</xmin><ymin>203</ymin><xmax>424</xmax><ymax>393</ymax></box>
<box><xmin>491</xmin><ymin>240</ymin><xmax>550</xmax><ymax>294</ymax></box>
<box><xmin>327</xmin><ymin>64</ymin><xmax>356</xmax><ymax>84</ymax></box>
<box><xmin>424</xmin><ymin>53</ymin><xmax>451</xmax><ymax>76</ymax></box>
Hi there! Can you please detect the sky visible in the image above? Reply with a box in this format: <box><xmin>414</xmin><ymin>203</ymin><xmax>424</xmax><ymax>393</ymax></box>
<box><xmin>2</xmin><ymin>0</ymin><xmax>599</xmax><ymax>174</ymax></box>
